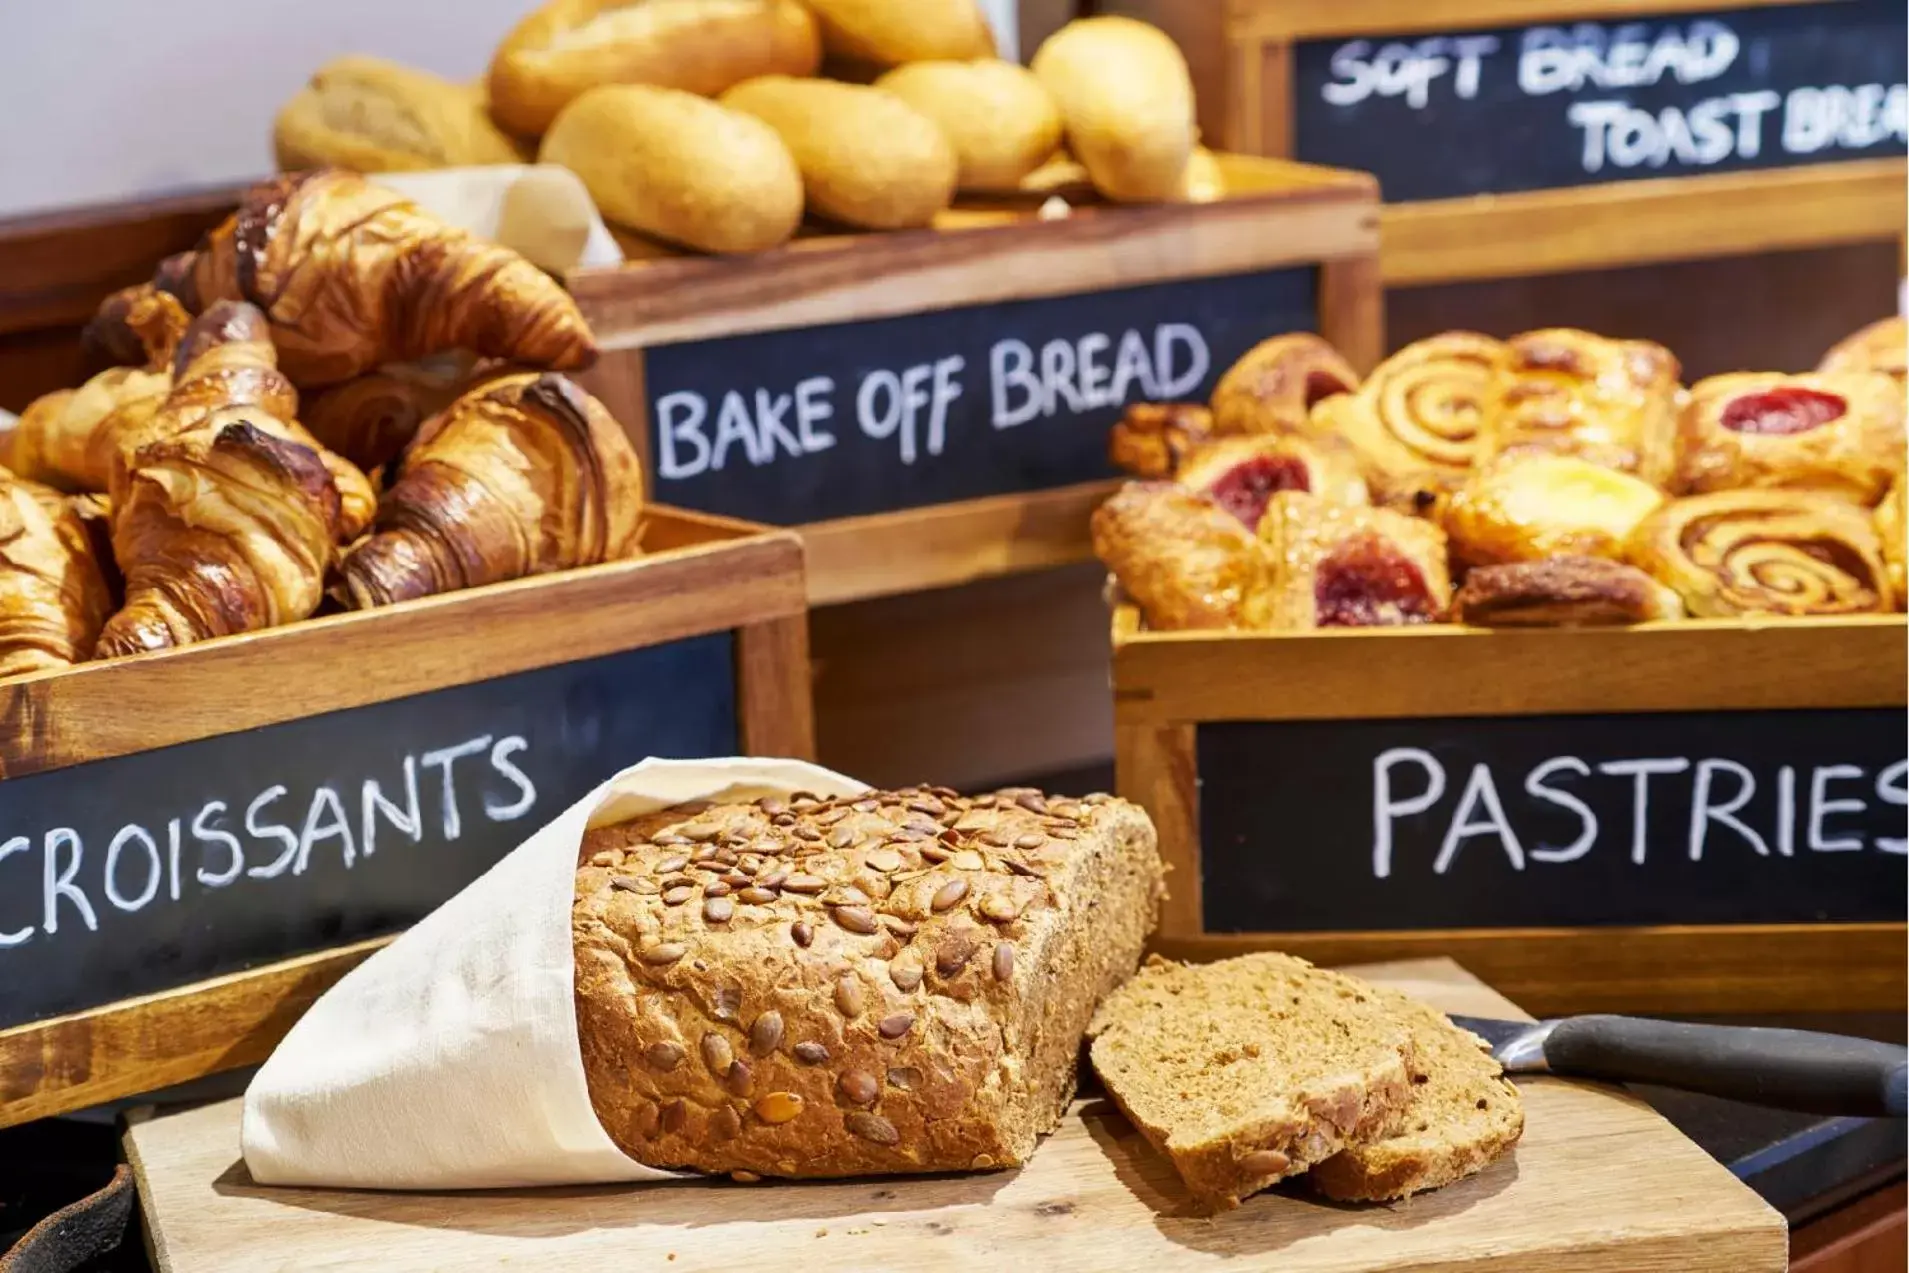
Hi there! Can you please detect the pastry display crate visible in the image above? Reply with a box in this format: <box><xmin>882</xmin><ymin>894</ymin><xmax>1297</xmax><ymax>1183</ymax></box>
<box><xmin>0</xmin><ymin>508</ymin><xmax>810</xmax><ymax>1129</ymax></box>
<box><xmin>1110</xmin><ymin>606</ymin><xmax>1908</xmax><ymax>1015</ymax></box>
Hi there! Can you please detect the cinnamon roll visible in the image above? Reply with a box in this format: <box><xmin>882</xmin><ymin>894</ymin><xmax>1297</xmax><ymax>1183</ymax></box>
<box><xmin>1253</xmin><ymin>490</ymin><xmax>1451</xmax><ymax>629</ymax></box>
<box><xmin>1091</xmin><ymin>481</ymin><xmax>1267</xmax><ymax>630</ymax></box>
<box><xmin>1317</xmin><ymin>332</ymin><xmax>1505</xmax><ymax>503</ymax></box>
<box><xmin>1455</xmin><ymin>556</ymin><xmax>1684</xmax><ymax>628</ymax></box>
<box><xmin>1820</xmin><ymin>316</ymin><xmax>1906</xmax><ymax>382</ymax></box>
<box><xmin>1208</xmin><ymin>333</ymin><xmax>1360</xmax><ymax>436</ymax></box>
<box><xmin>1440</xmin><ymin>453</ymin><xmax>1666</xmax><ymax>569</ymax></box>
<box><xmin>1673</xmin><ymin>371</ymin><xmax>1904</xmax><ymax>504</ymax></box>
<box><xmin>1479</xmin><ymin>328</ymin><xmax>1680</xmax><ymax>485</ymax></box>
<box><xmin>1877</xmin><ymin>477</ymin><xmax>1905</xmax><ymax>608</ymax></box>
<box><xmin>1176</xmin><ymin>434</ymin><xmax>1369</xmax><ymax>531</ymax></box>
<box><xmin>1108</xmin><ymin>401</ymin><xmax>1217</xmax><ymax>479</ymax></box>
<box><xmin>1629</xmin><ymin>489</ymin><xmax>1892</xmax><ymax>617</ymax></box>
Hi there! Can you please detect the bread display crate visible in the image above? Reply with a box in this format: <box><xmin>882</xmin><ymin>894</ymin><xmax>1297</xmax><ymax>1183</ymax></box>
<box><xmin>1103</xmin><ymin>0</ymin><xmax>1908</xmax><ymax>285</ymax></box>
<box><xmin>1111</xmin><ymin>606</ymin><xmax>1908</xmax><ymax>1015</ymax></box>
<box><xmin>566</xmin><ymin>154</ymin><xmax>1382</xmax><ymax>605</ymax></box>
<box><xmin>0</xmin><ymin>507</ymin><xmax>811</xmax><ymax>1130</ymax></box>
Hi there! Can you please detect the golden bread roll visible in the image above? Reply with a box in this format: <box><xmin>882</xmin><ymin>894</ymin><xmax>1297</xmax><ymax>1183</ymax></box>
<box><xmin>1441</xmin><ymin>453</ymin><xmax>1667</xmax><ymax>569</ymax></box>
<box><xmin>803</xmin><ymin>0</ymin><xmax>994</xmax><ymax>66</ymax></box>
<box><xmin>720</xmin><ymin>77</ymin><xmax>956</xmax><ymax>230</ymax></box>
<box><xmin>1031</xmin><ymin>17</ymin><xmax>1195</xmax><ymax>203</ymax></box>
<box><xmin>488</xmin><ymin>0</ymin><xmax>822</xmax><ymax>138</ymax></box>
<box><xmin>874</xmin><ymin>60</ymin><xmax>1061</xmax><ymax>192</ymax></box>
<box><xmin>274</xmin><ymin>56</ymin><xmax>523</xmax><ymax>172</ymax></box>
<box><xmin>541</xmin><ymin>85</ymin><xmax>802</xmax><ymax>253</ymax></box>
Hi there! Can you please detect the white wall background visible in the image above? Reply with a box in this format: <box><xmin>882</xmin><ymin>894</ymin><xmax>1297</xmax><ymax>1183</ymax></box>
<box><xmin>0</xmin><ymin>0</ymin><xmax>1019</xmax><ymax>222</ymax></box>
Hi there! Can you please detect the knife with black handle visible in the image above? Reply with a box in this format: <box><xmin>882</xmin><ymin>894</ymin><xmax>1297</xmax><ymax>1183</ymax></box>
<box><xmin>1450</xmin><ymin>1014</ymin><xmax>1909</xmax><ymax>1118</ymax></box>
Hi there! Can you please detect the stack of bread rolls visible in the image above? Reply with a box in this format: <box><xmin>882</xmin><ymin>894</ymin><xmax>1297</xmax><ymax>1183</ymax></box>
<box><xmin>272</xmin><ymin>3</ymin><xmax>1203</xmax><ymax>255</ymax></box>
<box><xmin>1093</xmin><ymin>316</ymin><xmax>1908</xmax><ymax>631</ymax></box>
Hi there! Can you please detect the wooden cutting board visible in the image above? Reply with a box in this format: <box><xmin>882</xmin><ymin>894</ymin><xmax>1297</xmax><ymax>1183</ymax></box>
<box><xmin>123</xmin><ymin>959</ymin><xmax>1786</xmax><ymax>1272</ymax></box>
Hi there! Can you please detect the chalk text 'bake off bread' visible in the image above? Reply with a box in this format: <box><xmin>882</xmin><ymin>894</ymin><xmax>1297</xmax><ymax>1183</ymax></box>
<box><xmin>573</xmin><ymin>786</ymin><xmax>1165</xmax><ymax>1178</ymax></box>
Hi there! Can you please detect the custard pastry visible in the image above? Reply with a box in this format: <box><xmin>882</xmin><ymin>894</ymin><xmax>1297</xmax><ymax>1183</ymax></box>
<box><xmin>1455</xmin><ymin>557</ymin><xmax>1684</xmax><ymax>628</ymax></box>
<box><xmin>1673</xmin><ymin>371</ymin><xmax>1903</xmax><ymax>504</ymax></box>
<box><xmin>1316</xmin><ymin>332</ymin><xmax>1504</xmax><ymax>503</ymax></box>
<box><xmin>1820</xmin><ymin>316</ymin><xmax>1906</xmax><ymax>382</ymax></box>
<box><xmin>1629</xmin><ymin>489</ymin><xmax>1892</xmax><ymax>617</ymax></box>
<box><xmin>1176</xmin><ymin>434</ymin><xmax>1369</xmax><ymax>531</ymax></box>
<box><xmin>339</xmin><ymin>372</ymin><xmax>644</xmax><ymax>607</ymax></box>
<box><xmin>1440</xmin><ymin>453</ymin><xmax>1665</xmax><ymax>568</ymax></box>
<box><xmin>1253</xmin><ymin>491</ymin><xmax>1451</xmax><ymax>629</ymax></box>
<box><xmin>1090</xmin><ymin>481</ymin><xmax>1266</xmax><ymax>630</ymax></box>
<box><xmin>1208</xmin><ymin>333</ymin><xmax>1360</xmax><ymax>437</ymax></box>
<box><xmin>1479</xmin><ymin>328</ymin><xmax>1680</xmax><ymax>485</ymax></box>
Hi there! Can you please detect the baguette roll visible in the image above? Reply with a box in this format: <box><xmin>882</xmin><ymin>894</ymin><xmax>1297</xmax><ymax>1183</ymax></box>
<box><xmin>541</xmin><ymin>85</ymin><xmax>802</xmax><ymax>254</ymax></box>
<box><xmin>1031</xmin><ymin>17</ymin><xmax>1195</xmax><ymax>203</ymax></box>
<box><xmin>274</xmin><ymin>56</ymin><xmax>523</xmax><ymax>173</ymax></box>
<box><xmin>802</xmin><ymin>0</ymin><xmax>995</xmax><ymax>67</ymax></box>
<box><xmin>720</xmin><ymin>77</ymin><xmax>957</xmax><ymax>230</ymax></box>
<box><xmin>488</xmin><ymin>0</ymin><xmax>821</xmax><ymax>138</ymax></box>
<box><xmin>874</xmin><ymin>60</ymin><xmax>1062</xmax><ymax>192</ymax></box>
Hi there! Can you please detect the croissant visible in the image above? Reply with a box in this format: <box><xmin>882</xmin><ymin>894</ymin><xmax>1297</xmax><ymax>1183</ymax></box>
<box><xmin>0</xmin><ymin>475</ymin><xmax>114</xmax><ymax>676</ymax></box>
<box><xmin>301</xmin><ymin>356</ymin><xmax>485</xmax><ymax>476</ymax></box>
<box><xmin>338</xmin><ymin>372</ymin><xmax>645</xmax><ymax>607</ymax></box>
<box><xmin>1090</xmin><ymin>481</ymin><xmax>1266</xmax><ymax>630</ymax></box>
<box><xmin>1877</xmin><ymin>477</ymin><xmax>1905</xmax><ymax>607</ymax></box>
<box><xmin>1672</xmin><ymin>371</ymin><xmax>1904</xmax><ymax>504</ymax></box>
<box><xmin>1253</xmin><ymin>490</ymin><xmax>1451</xmax><ymax>629</ymax></box>
<box><xmin>1628</xmin><ymin>489</ymin><xmax>1892</xmax><ymax>617</ymax></box>
<box><xmin>159</xmin><ymin>169</ymin><xmax>598</xmax><ymax>387</ymax></box>
<box><xmin>1479</xmin><ymin>328</ymin><xmax>1680</xmax><ymax>484</ymax></box>
<box><xmin>10</xmin><ymin>287</ymin><xmax>192</xmax><ymax>492</ymax></box>
<box><xmin>95</xmin><ymin>302</ymin><xmax>376</xmax><ymax>657</ymax></box>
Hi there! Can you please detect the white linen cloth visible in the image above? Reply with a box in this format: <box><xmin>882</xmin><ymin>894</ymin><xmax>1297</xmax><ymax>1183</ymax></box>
<box><xmin>241</xmin><ymin>757</ymin><xmax>867</xmax><ymax>1189</ymax></box>
<box><xmin>373</xmin><ymin>164</ymin><xmax>625</xmax><ymax>274</ymax></box>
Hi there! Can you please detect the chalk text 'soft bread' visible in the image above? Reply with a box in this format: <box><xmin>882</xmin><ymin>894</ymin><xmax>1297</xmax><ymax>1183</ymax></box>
<box><xmin>574</xmin><ymin>787</ymin><xmax>1164</xmax><ymax>1178</ymax></box>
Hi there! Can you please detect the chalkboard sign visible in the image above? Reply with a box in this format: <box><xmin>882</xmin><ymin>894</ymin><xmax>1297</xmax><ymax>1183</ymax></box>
<box><xmin>0</xmin><ymin>634</ymin><xmax>737</xmax><ymax>1029</ymax></box>
<box><xmin>1198</xmin><ymin>708</ymin><xmax>1908</xmax><ymax>932</ymax></box>
<box><xmin>644</xmin><ymin>268</ymin><xmax>1318</xmax><ymax>523</ymax></box>
<box><xmin>1293</xmin><ymin>0</ymin><xmax>1908</xmax><ymax>202</ymax></box>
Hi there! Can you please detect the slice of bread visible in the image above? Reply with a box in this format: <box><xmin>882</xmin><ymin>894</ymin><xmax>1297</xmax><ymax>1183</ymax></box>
<box><xmin>1311</xmin><ymin>991</ymin><xmax>1525</xmax><ymax>1201</ymax></box>
<box><xmin>1087</xmin><ymin>953</ymin><xmax>1417</xmax><ymax>1212</ymax></box>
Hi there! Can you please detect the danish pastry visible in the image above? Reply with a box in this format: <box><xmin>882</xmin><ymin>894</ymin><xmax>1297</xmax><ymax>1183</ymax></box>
<box><xmin>1208</xmin><ymin>333</ymin><xmax>1360</xmax><ymax>437</ymax></box>
<box><xmin>1440</xmin><ymin>453</ymin><xmax>1665</xmax><ymax>568</ymax></box>
<box><xmin>1673</xmin><ymin>371</ymin><xmax>1904</xmax><ymax>504</ymax></box>
<box><xmin>1253</xmin><ymin>491</ymin><xmax>1451</xmax><ymax>629</ymax></box>
<box><xmin>1317</xmin><ymin>333</ymin><xmax>1503</xmax><ymax>503</ymax></box>
<box><xmin>1820</xmin><ymin>316</ymin><xmax>1906</xmax><ymax>382</ymax></box>
<box><xmin>1091</xmin><ymin>481</ymin><xmax>1266</xmax><ymax>630</ymax></box>
<box><xmin>1479</xmin><ymin>328</ymin><xmax>1680</xmax><ymax>485</ymax></box>
<box><xmin>1176</xmin><ymin>435</ymin><xmax>1368</xmax><ymax>531</ymax></box>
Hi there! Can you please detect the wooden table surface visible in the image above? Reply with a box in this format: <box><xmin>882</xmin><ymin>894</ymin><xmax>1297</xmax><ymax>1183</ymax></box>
<box><xmin>123</xmin><ymin>958</ymin><xmax>1786</xmax><ymax>1273</ymax></box>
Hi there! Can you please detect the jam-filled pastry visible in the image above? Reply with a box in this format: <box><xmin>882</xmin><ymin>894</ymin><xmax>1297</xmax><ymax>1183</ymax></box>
<box><xmin>1314</xmin><ymin>332</ymin><xmax>1504</xmax><ymax>503</ymax></box>
<box><xmin>1478</xmin><ymin>328</ymin><xmax>1680</xmax><ymax>485</ymax></box>
<box><xmin>1252</xmin><ymin>490</ymin><xmax>1451</xmax><ymax>629</ymax></box>
<box><xmin>1455</xmin><ymin>556</ymin><xmax>1683</xmax><ymax>628</ymax></box>
<box><xmin>1208</xmin><ymin>333</ymin><xmax>1360</xmax><ymax>436</ymax></box>
<box><xmin>1820</xmin><ymin>316</ymin><xmax>1905</xmax><ymax>382</ymax></box>
<box><xmin>1090</xmin><ymin>481</ymin><xmax>1266</xmax><ymax>630</ymax></box>
<box><xmin>0</xmin><ymin>474</ymin><xmax>115</xmax><ymax>676</ymax></box>
<box><xmin>1876</xmin><ymin>476</ymin><xmax>1905</xmax><ymax>608</ymax></box>
<box><xmin>1440</xmin><ymin>453</ymin><xmax>1665</xmax><ymax>569</ymax></box>
<box><xmin>1175</xmin><ymin>434</ymin><xmax>1369</xmax><ymax>531</ymax></box>
<box><xmin>1672</xmin><ymin>371</ymin><xmax>1904</xmax><ymax>504</ymax></box>
<box><xmin>1108</xmin><ymin>402</ymin><xmax>1218</xmax><ymax>479</ymax></box>
<box><xmin>1629</xmin><ymin>489</ymin><xmax>1892</xmax><ymax>617</ymax></box>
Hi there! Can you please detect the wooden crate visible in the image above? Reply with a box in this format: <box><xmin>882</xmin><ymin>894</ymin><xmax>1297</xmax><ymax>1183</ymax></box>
<box><xmin>1112</xmin><ymin>606</ymin><xmax>1908</xmax><ymax>1015</ymax></box>
<box><xmin>1105</xmin><ymin>0</ymin><xmax>1908</xmax><ymax>285</ymax></box>
<box><xmin>567</xmin><ymin>155</ymin><xmax>1381</xmax><ymax>605</ymax></box>
<box><xmin>0</xmin><ymin>507</ymin><xmax>811</xmax><ymax>1129</ymax></box>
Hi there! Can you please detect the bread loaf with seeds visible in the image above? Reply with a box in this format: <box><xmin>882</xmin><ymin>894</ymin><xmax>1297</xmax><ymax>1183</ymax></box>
<box><xmin>572</xmin><ymin>786</ymin><xmax>1164</xmax><ymax>1177</ymax></box>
